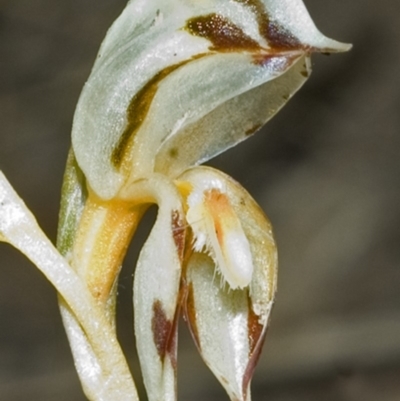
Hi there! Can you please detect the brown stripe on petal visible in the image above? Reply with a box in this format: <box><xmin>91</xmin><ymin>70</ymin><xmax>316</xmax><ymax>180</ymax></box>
<box><xmin>171</xmin><ymin>210</ymin><xmax>186</xmax><ymax>261</ymax></box>
<box><xmin>152</xmin><ymin>300</ymin><xmax>173</xmax><ymax>360</ymax></box>
<box><xmin>185</xmin><ymin>13</ymin><xmax>261</xmax><ymax>53</ymax></box>
<box><xmin>184</xmin><ymin>282</ymin><xmax>201</xmax><ymax>349</ymax></box>
<box><xmin>112</xmin><ymin>59</ymin><xmax>195</xmax><ymax>168</ymax></box>
<box><xmin>167</xmin><ymin>311</ymin><xmax>179</xmax><ymax>371</ymax></box>
<box><xmin>242</xmin><ymin>301</ymin><xmax>269</xmax><ymax>401</ymax></box>
<box><xmin>233</xmin><ymin>0</ymin><xmax>306</xmax><ymax>51</ymax></box>
<box><xmin>247</xmin><ymin>303</ymin><xmax>264</xmax><ymax>356</ymax></box>
<box><xmin>266</xmin><ymin>22</ymin><xmax>303</xmax><ymax>50</ymax></box>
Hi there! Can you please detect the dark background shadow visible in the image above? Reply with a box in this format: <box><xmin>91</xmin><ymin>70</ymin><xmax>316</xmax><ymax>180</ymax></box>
<box><xmin>1</xmin><ymin>1</ymin><xmax>399</xmax><ymax>400</ymax></box>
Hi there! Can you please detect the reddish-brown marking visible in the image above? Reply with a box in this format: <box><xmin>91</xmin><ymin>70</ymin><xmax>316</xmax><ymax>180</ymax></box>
<box><xmin>247</xmin><ymin>304</ymin><xmax>264</xmax><ymax>356</ymax></box>
<box><xmin>184</xmin><ymin>282</ymin><xmax>201</xmax><ymax>349</ymax></box>
<box><xmin>112</xmin><ymin>54</ymin><xmax>208</xmax><ymax>168</ymax></box>
<box><xmin>265</xmin><ymin>22</ymin><xmax>303</xmax><ymax>50</ymax></box>
<box><xmin>171</xmin><ymin>210</ymin><xmax>186</xmax><ymax>261</ymax></box>
<box><xmin>185</xmin><ymin>13</ymin><xmax>261</xmax><ymax>52</ymax></box>
<box><xmin>233</xmin><ymin>0</ymin><xmax>306</xmax><ymax>51</ymax></box>
<box><xmin>152</xmin><ymin>300</ymin><xmax>173</xmax><ymax>360</ymax></box>
<box><xmin>242</xmin><ymin>301</ymin><xmax>270</xmax><ymax>401</ymax></box>
<box><xmin>167</xmin><ymin>307</ymin><xmax>179</xmax><ymax>371</ymax></box>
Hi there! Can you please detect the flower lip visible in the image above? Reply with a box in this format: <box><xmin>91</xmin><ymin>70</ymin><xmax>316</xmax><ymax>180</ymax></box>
<box><xmin>186</xmin><ymin>182</ymin><xmax>253</xmax><ymax>290</ymax></box>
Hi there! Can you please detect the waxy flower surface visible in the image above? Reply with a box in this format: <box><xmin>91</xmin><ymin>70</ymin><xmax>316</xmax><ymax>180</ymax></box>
<box><xmin>0</xmin><ymin>1</ymin><xmax>350</xmax><ymax>401</ymax></box>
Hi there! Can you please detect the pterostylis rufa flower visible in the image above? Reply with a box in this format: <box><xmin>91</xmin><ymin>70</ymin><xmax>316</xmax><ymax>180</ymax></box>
<box><xmin>0</xmin><ymin>0</ymin><xmax>351</xmax><ymax>400</ymax></box>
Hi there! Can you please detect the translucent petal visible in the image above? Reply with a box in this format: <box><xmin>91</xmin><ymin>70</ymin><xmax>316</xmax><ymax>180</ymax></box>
<box><xmin>71</xmin><ymin>0</ymin><xmax>350</xmax><ymax>199</ymax></box>
<box><xmin>156</xmin><ymin>55</ymin><xmax>310</xmax><ymax>178</ymax></box>
<box><xmin>119</xmin><ymin>175</ymin><xmax>186</xmax><ymax>401</ymax></box>
<box><xmin>184</xmin><ymin>253</ymin><xmax>263</xmax><ymax>401</ymax></box>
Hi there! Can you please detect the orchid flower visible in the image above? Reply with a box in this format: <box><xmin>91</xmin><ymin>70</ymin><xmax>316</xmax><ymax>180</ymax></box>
<box><xmin>0</xmin><ymin>0</ymin><xmax>350</xmax><ymax>400</ymax></box>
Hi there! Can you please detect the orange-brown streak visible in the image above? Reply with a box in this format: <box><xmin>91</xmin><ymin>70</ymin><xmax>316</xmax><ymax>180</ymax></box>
<box><xmin>204</xmin><ymin>189</ymin><xmax>237</xmax><ymax>246</ymax></box>
<box><xmin>73</xmin><ymin>192</ymin><xmax>146</xmax><ymax>304</ymax></box>
<box><xmin>112</xmin><ymin>55</ymin><xmax>208</xmax><ymax>170</ymax></box>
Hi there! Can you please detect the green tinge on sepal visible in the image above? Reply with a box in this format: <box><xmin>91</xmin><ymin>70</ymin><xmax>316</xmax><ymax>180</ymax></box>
<box><xmin>57</xmin><ymin>148</ymin><xmax>87</xmax><ymax>257</ymax></box>
<box><xmin>0</xmin><ymin>172</ymin><xmax>139</xmax><ymax>401</ymax></box>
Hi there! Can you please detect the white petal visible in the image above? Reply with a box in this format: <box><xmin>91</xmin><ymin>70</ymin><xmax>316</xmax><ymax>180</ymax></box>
<box><xmin>184</xmin><ymin>253</ymin><xmax>266</xmax><ymax>401</ymax></box>
<box><xmin>156</xmin><ymin>55</ymin><xmax>310</xmax><ymax>177</ymax></box>
<box><xmin>71</xmin><ymin>0</ymin><xmax>350</xmax><ymax>199</ymax></box>
<box><xmin>120</xmin><ymin>174</ymin><xmax>185</xmax><ymax>401</ymax></box>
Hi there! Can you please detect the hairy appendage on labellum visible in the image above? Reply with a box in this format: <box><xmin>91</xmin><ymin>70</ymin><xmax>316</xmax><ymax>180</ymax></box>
<box><xmin>186</xmin><ymin>177</ymin><xmax>254</xmax><ymax>289</ymax></box>
<box><xmin>180</xmin><ymin>167</ymin><xmax>277</xmax><ymax>401</ymax></box>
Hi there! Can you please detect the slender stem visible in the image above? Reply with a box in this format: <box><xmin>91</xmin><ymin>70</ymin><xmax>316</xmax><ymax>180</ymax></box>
<box><xmin>0</xmin><ymin>172</ymin><xmax>139</xmax><ymax>401</ymax></box>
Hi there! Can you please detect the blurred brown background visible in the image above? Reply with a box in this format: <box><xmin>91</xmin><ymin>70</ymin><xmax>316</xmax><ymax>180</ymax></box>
<box><xmin>1</xmin><ymin>0</ymin><xmax>399</xmax><ymax>400</ymax></box>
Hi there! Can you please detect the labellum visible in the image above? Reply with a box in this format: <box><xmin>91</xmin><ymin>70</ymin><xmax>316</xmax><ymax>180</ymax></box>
<box><xmin>186</xmin><ymin>179</ymin><xmax>254</xmax><ymax>289</ymax></box>
<box><xmin>179</xmin><ymin>167</ymin><xmax>278</xmax><ymax>401</ymax></box>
